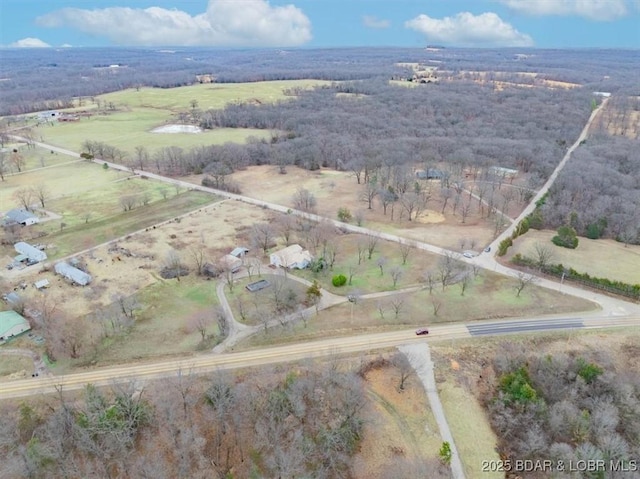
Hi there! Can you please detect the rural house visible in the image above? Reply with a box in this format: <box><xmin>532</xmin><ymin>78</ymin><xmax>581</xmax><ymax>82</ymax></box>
<box><xmin>269</xmin><ymin>244</ymin><xmax>312</xmax><ymax>269</ymax></box>
<box><xmin>416</xmin><ymin>169</ymin><xmax>445</xmax><ymax>180</ymax></box>
<box><xmin>4</xmin><ymin>209</ymin><xmax>39</xmax><ymax>226</ymax></box>
<box><xmin>488</xmin><ymin>166</ymin><xmax>518</xmax><ymax>179</ymax></box>
<box><xmin>55</xmin><ymin>262</ymin><xmax>92</xmax><ymax>286</ymax></box>
<box><xmin>0</xmin><ymin>310</ymin><xmax>31</xmax><ymax>343</ymax></box>
<box><xmin>14</xmin><ymin>242</ymin><xmax>47</xmax><ymax>264</ymax></box>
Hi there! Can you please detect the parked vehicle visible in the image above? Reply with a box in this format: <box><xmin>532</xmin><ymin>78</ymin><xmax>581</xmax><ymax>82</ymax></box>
<box><xmin>415</xmin><ymin>328</ymin><xmax>429</xmax><ymax>335</ymax></box>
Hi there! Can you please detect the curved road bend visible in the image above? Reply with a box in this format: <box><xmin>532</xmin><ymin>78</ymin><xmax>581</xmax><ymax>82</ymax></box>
<box><xmin>1</xmin><ymin>315</ymin><xmax>637</xmax><ymax>401</ymax></box>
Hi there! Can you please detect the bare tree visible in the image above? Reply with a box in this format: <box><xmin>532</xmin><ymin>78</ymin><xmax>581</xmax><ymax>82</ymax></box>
<box><xmin>275</xmin><ymin>214</ymin><xmax>296</xmax><ymax>246</ymax></box>
<box><xmin>215</xmin><ymin>306</ymin><xmax>229</xmax><ymax>339</ymax></box>
<box><xmin>81</xmin><ymin>211</ymin><xmax>93</xmax><ymax>224</ymax></box>
<box><xmin>515</xmin><ymin>271</ymin><xmax>538</xmax><ymax>297</ymax></box>
<box><xmin>362</xmin><ymin>179</ymin><xmax>378</xmax><ymax>209</ymax></box>
<box><xmin>134</xmin><ymin>145</ymin><xmax>149</xmax><ymax>171</ymax></box>
<box><xmin>532</xmin><ymin>242</ymin><xmax>555</xmax><ymax>270</ymax></box>
<box><xmin>459</xmin><ymin>271</ymin><xmax>472</xmax><ymax>296</ymax></box>
<box><xmin>189</xmin><ymin>313</ymin><xmax>213</xmax><ymax>342</ymax></box>
<box><xmin>31</xmin><ymin>184</ymin><xmax>50</xmax><ymax>208</ymax></box>
<box><xmin>376</xmin><ymin>256</ymin><xmax>387</xmax><ymax>276</ymax></box>
<box><xmin>366</xmin><ymin>234</ymin><xmax>379</xmax><ymax>259</ymax></box>
<box><xmin>189</xmin><ymin>247</ymin><xmax>206</xmax><ymax>276</ymax></box>
<box><xmin>292</xmin><ymin>187</ymin><xmax>317</xmax><ymax>213</ymax></box>
<box><xmin>357</xmin><ymin>241</ymin><xmax>366</xmax><ymax>265</ymax></box>
<box><xmin>250</xmin><ymin>222</ymin><xmax>276</xmax><ymax>254</ymax></box>
<box><xmin>353</xmin><ymin>209</ymin><xmax>365</xmax><ymax>226</ymax></box>
<box><xmin>348</xmin><ymin>264</ymin><xmax>358</xmax><ymax>285</ymax></box>
<box><xmin>437</xmin><ymin>252</ymin><xmax>462</xmax><ymax>291</ymax></box>
<box><xmin>423</xmin><ymin>270</ymin><xmax>437</xmax><ymax>294</ymax></box>
<box><xmin>431</xmin><ymin>298</ymin><xmax>442</xmax><ymax>317</ymax></box>
<box><xmin>390</xmin><ymin>297</ymin><xmax>405</xmax><ymax>319</ymax></box>
<box><xmin>163</xmin><ymin>249</ymin><xmax>187</xmax><ymax>281</ymax></box>
<box><xmin>399</xmin><ymin>242</ymin><xmax>412</xmax><ymax>265</ymax></box>
<box><xmin>12</xmin><ymin>187</ymin><xmax>33</xmax><ymax>211</ymax></box>
<box><xmin>389</xmin><ymin>266</ymin><xmax>404</xmax><ymax>288</ymax></box>
<box><xmin>392</xmin><ymin>351</ymin><xmax>414</xmax><ymax>391</ymax></box>
<box><xmin>120</xmin><ymin>195</ymin><xmax>137</xmax><ymax>211</ymax></box>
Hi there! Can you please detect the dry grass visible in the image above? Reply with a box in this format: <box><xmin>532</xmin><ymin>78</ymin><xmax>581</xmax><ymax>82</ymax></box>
<box><xmin>506</xmin><ymin>230</ymin><xmax>640</xmax><ymax>284</ymax></box>
<box><xmin>0</xmin><ymin>355</ymin><xmax>34</xmax><ymax>378</ymax></box>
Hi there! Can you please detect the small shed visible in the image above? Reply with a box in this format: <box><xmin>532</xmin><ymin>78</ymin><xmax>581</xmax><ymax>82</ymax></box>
<box><xmin>55</xmin><ymin>262</ymin><xmax>92</xmax><ymax>286</ymax></box>
<box><xmin>269</xmin><ymin>244</ymin><xmax>312</xmax><ymax>269</ymax></box>
<box><xmin>34</xmin><ymin>279</ymin><xmax>50</xmax><ymax>290</ymax></box>
<box><xmin>416</xmin><ymin>169</ymin><xmax>444</xmax><ymax>180</ymax></box>
<box><xmin>15</xmin><ymin>242</ymin><xmax>47</xmax><ymax>263</ymax></box>
<box><xmin>4</xmin><ymin>209</ymin><xmax>39</xmax><ymax>226</ymax></box>
<box><xmin>230</xmin><ymin>247</ymin><xmax>249</xmax><ymax>258</ymax></box>
<box><xmin>0</xmin><ymin>310</ymin><xmax>31</xmax><ymax>342</ymax></box>
<box><xmin>2</xmin><ymin>292</ymin><xmax>21</xmax><ymax>306</ymax></box>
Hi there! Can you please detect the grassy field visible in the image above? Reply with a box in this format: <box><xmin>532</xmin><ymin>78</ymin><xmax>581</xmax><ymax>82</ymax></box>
<box><xmin>291</xmin><ymin>233</ymin><xmax>439</xmax><ymax>295</ymax></box>
<box><xmin>2</xmin><ymin>143</ymin><xmax>79</xmax><ymax>173</ymax></box>
<box><xmin>74</xmin><ymin>277</ymin><xmax>220</xmax><ymax>367</ymax></box>
<box><xmin>225</xmin><ymin>274</ymin><xmax>311</xmax><ymax>326</ymax></box>
<box><xmin>507</xmin><ymin>230</ymin><xmax>640</xmax><ymax>284</ymax></box>
<box><xmin>236</xmin><ymin>271</ymin><xmax>596</xmax><ymax>349</ymax></box>
<box><xmin>37</xmin><ymin>189</ymin><xmax>216</xmax><ymax>259</ymax></box>
<box><xmin>0</xmin><ymin>354</ymin><xmax>34</xmax><ymax>377</ymax></box>
<box><xmin>0</xmin><ymin>161</ymin><xmax>130</xmax><ymax>208</ymax></box>
<box><xmin>39</xmin><ymin>79</ymin><xmax>329</xmax><ymax>156</ymax></box>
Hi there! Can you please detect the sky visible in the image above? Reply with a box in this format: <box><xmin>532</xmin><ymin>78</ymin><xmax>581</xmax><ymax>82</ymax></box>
<box><xmin>1</xmin><ymin>0</ymin><xmax>639</xmax><ymax>49</ymax></box>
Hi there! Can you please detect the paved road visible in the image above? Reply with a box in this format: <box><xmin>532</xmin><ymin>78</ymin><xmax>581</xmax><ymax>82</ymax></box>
<box><xmin>1</xmin><ymin>314</ymin><xmax>637</xmax><ymax>400</ymax></box>
<box><xmin>400</xmin><ymin>343</ymin><xmax>466</xmax><ymax>479</ymax></box>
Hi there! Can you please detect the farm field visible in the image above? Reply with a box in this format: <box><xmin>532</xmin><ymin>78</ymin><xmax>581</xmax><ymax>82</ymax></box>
<box><xmin>506</xmin><ymin>230</ymin><xmax>640</xmax><ymax>284</ymax></box>
<box><xmin>36</xmin><ymin>79</ymin><xmax>330</xmax><ymax>156</ymax></box>
<box><xmin>1</xmin><ymin>143</ymin><xmax>78</xmax><ymax>173</ymax></box>
<box><xmin>0</xmin><ymin>160</ymin><xmax>131</xmax><ymax>207</ymax></box>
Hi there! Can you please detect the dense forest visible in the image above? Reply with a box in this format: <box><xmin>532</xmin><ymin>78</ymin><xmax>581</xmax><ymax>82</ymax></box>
<box><xmin>480</xmin><ymin>341</ymin><xmax>640</xmax><ymax>479</ymax></box>
<box><xmin>1</xmin><ymin>47</ymin><xmax>638</xmax><ymax>116</ymax></box>
<box><xmin>0</xmin><ymin>366</ymin><xmax>373</xmax><ymax>479</ymax></box>
<box><xmin>541</xmin><ymin>134</ymin><xmax>640</xmax><ymax>243</ymax></box>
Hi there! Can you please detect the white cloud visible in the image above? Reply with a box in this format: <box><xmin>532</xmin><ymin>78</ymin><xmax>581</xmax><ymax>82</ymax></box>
<box><xmin>496</xmin><ymin>0</ymin><xmax>628</xmax><ymax>20</ymax></box>
<box><xmin>9</xmin><ymin>37</ymin><xmax>51</xmax><ymax>48</ymax></box>
<box><xmin>36</xmin><ymin>0</ymin><xmax>312</xmax><ymax>47</ymax></box>
<box><xmin>363</xmin><ymin>15</ymin><xmax>390</xmax><ymax>29</ymax></box>
<box><xmin>405</xmin><ymin>12</ymin><xmax>534</xmax><ymax>47</ymax></box>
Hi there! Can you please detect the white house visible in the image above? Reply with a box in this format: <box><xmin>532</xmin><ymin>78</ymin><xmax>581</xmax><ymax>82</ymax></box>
<box><xmin>14</xmin><ymin>242</ymin><xmax>47</xmax><ymax>263</ymax></box>
<box><xmin>0</xmin><ymin>310</ymin><xmax>31</xmax><ymax>343</ymax></box>
<box><xmin>269</xmin><ymin>244</ymin><xmax>312</xmax><ymax>269</ymax></box>
<box><xmin>4</xmin><ymin>209</ymin><xmax>39</xmax><ymax>226</ymax></box>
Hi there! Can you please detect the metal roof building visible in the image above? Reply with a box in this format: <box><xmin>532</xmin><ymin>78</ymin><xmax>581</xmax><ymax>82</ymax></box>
<box><xmin>4</xmin><ymin>209</ymin><xmax>39</xmax><ymax>226</ymax></box>
<box><xmin>0</xmin><ymin>310</ymin><xmax>31</xmax><ymax>343</ymax></box>
<box><xmin>14</xmin><ymin>242</ymin><xmax>47</xmax><ymax>263</ymax></box>
<box><xmin>55</xmin><ymin>262</ymin><xmax>92</xmax><ymax>286</ymax></box>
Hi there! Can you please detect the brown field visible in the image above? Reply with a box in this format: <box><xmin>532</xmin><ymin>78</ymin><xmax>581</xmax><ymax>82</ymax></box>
<box><xmin>590</xmin><ymin>97</ymin><xmax>640</xmax><ymax>139</ymax></box>
<box><xmin>221</xmin><ymin>165</ymin><xmax>504</xmax><ymax>250</ymax></box>
<box><xmin>505</xmin><ymin>230</ymin><xmax>640</xmax><ymax>284</ymax></box>
<box><xmin>353</xmin><ymin>361</ymin><xmax>443</xmax><ymax>477</ymax></box>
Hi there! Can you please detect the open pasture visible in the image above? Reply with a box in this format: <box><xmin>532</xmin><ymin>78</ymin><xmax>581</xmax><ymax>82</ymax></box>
<box><xmin>1</xmin><ymin>143</ymin><xmax>78</xmax><ymax>173</ymax></box>
<box><xmin>0</xmin><ymin>161</ymin><xmax>130</xmax><ymax>209</ymax></box>
<box><xmin>506</xmin><ymin>230</ymin><xmax>640</xmax><ymax>284</ymax></box>
<box><xmin>39</xmin><ymin>79</ymin><xmax>329</xmax><ymax>156</ymax></box>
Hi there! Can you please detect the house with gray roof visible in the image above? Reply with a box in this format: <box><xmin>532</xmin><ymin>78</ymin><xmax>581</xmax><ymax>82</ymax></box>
<box><xmin>14</xmin><ymin>242</ymin><xmax>47</xmax><ymax>263</ymax></box>
<box><xmin>55</xmin><ymin>262</ymin><xmax>92</xmax><ymax>286</ymax></box>
<box><xmin>4</xmin><ymin>209</ymin><xmax>39</xmax><ymax>226</ymax></box>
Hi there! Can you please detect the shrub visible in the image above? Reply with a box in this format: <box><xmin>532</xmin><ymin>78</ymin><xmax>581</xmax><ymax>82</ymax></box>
<box><xmin>332</xmin><ymin>274</ymin><xmax>347</xmax><ymax>287</ymax></box>
<box><xmin>439</xmin><ymin>441</ymin><xmax>452</xmax><ymax>465</ymax></box>
<box><xmin>497</xmin><ymin>237</ymin><xmax>513</xmax><ymax>256</ymax></box>
<box><xmin>337</xmin><ymin>207</ymin><xmax>352</xmax><ymax>223</ymax></box>
<box><xmin>552</xmin><ymin>226</ymin><xmax>579</xmax><ymax>249</ymax></box>
<box><xmin>499</xmin><ymin>366</ymin><xmax>539</xmax><ymax>404</ymax></box>
<box><xmin>576</xmin><ymin>358</ymin><xmax>603</xmax><ymax>384</ymax></box>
